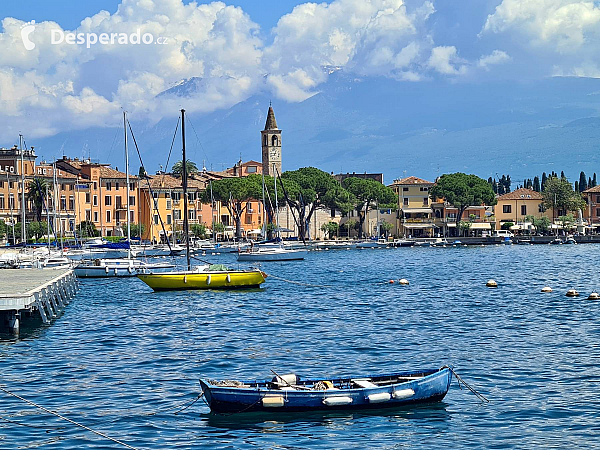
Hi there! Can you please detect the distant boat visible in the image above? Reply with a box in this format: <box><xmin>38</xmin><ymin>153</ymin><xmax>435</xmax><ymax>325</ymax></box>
<box><xmin>132</xmin><ymin>244</ymin><xmax>184</xmax><ymax>257</ymax></box>
<box><xmin>551</xmin><ymin>238</ymin><xmax>563</xmax><ymax>245</ymax></box>
<box><xmin>357</xmin><ymin>238</ymin><xmax>388</xmax><ymax>248</ymax></box>
<box><xmin>237</xmin><ymin>245</ymin><xmax>307</xmax><ymax>261</ymax></box>
<box><xmin>199</xmin><ymin>367</ymin><xmax>452</xmax><ymax>414</ymax></box>
<box><xmin>74</xmin><ymin>258</ymin><xmax>175</xmax><ymax>278</ymax></box>
<box><xmin>565</xmin><ymin>237</ymin><xmax>576</xmax><ymax>244</ymax></box>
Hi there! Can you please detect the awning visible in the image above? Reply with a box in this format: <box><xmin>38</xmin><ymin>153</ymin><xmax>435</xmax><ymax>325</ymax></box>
<box><xmin>403</xmin><ymin>223</ymin><xmax>435</xmax><ymax>229</ymax></box>
<box><xmin>247</xmin><ymin>229</ymin><xmax>263</xmax><ymax>234</ymax></box>
<box><xmin>470</xmin><ymin>223</ymin><xmax>492</xmax><ymax>230</ymax></box>
<box><xmin>402</xmin><ymin>208</ymin><xmax>433</xmax><ymax>214</ymax></box>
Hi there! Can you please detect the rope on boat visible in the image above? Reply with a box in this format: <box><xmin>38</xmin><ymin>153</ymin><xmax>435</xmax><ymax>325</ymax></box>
<box><xmin>444</xmin><ymin>367</ymin><xmax>489</xmax><ymax>403</ymax></box>
<box><xmin>265</xmin><ymin>273</ymin><xmax>332</xmax><ymax>288</ymax></box>
<box><xmin>0</xmin><ymin>385</ymin><xmax>139</xmax><ymax>450</ymax></box>
<box><xmin>173</xmin><ymin>392</ymin><xmax>204</xmax><ymax>415</ymax></box>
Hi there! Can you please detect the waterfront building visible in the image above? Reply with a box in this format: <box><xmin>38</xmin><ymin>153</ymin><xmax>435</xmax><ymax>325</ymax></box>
<box><xmin>390</xmin><ymin>176</ymin><xmax>435</xmax><ymax>238</ymax></box>
<box><xmin>495</xmin><ymin>188</ymin><xmax>553</xmax><ymax>231</ymax></box>
<box><xmin>582</xmin><ymin>186</ymin><xmax>600</xmax><ymax>232</ymax></box>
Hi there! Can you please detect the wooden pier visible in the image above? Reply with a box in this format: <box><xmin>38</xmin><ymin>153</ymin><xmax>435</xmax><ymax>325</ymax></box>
<box><xmin>0</xmin><ymin>269</ymin><xmax>78</xmax><ymax>336</ymax></box>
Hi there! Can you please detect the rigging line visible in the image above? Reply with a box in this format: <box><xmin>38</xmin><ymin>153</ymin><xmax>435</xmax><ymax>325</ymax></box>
<box><xmin>266</xmin><ymin>273</ymin><xmax>331</xmax><ymax>288</ymax></box>
<box><xmin>274</xmin><ymin>166</ymin><xmax>306</xmax><ymax>246</ymax></box>
<box><xmin>105</xmin><ymin>126</ymin><xmax>121</xmax><ymax>163</ymax></box>
<box><xmin>126</xmin><ymin>120</ymin><xmax>173</xmax><ymax>254</ymax></box>
<box><xmin>185</xmin><ymin>116</ymin><xmax>210</xmax><ymax>168</ymax></box>
<box><xmin>163</xmin><ymin>117</ymin><xmax>180</xmax><ymax>177</ymax></box>
<box><xmin>0</xmin><ymin>386</ymin><xmax>139</xmax><ymax>449</ymax></box>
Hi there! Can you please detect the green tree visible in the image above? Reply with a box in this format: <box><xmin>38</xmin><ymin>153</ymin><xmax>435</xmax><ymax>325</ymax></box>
<box><xmin>26</xmin><ymin>178</ymin><xmax>51</xmax><ymax>222</ymax></box>
<box><xmin>130</xmin><ymin>223</ymin><xmax>146</xmax><ymax>238</ymax></box>
<box><xmin>429</xmin><ymin>173</ymin><xmax>497</xmax><ymax>236</ymax></box>
<box><xmin>341</xmin><ymin>219</ymin><xmax>357</xmax><ymax>237</ymax></box>
<box><xmin>172</xmin><ymin>160</ymin><xmax>198</xmax><ymax>176</ymax></box>
<box><xmin>342</xmin><ymin>177</ymin><xmax>397</xmax><ymax>238</ymax></box>
<box><xmin>79</xmin><ymin>220</ymin><xmax>100</xmax><ymax>237</ymax></box>
<box><xmin>579</xmin><ymin>171</ymin><xmax>587</xmax><ymax>192</ymax></box>
<box><xmin>533</xmin><ymin>216</ymin><xmax>551</xmax><ymax>234</ymax></box>
<box><xmin>191</xmin><ymin>223</ymin><xmax>208</xmax><ymax>239</ymax></box>
<box><xmin>459</xmin><ymin>221</ymin><xmax>472</xmax><ymax>235</ymax></box>
<box><xmin>27</xmin><ymin>221</ymin><xmax>46</xmax><ymax>240</ymax></box>
<box><xmin>533</xmin><ymin>176</ymin><xmax>541</xmax><ymax>192</ymax></box>
<box><xmin>542</xmin><ymin>176</ymin><xmax>585</xmax><ymax>219</ymax></box>
<box><xmin>0</xmin><ymin>220</ymin><xmax>7</xmax><ymax>240</ymax></box>
<box><xmin>380</xmin><ymin>219</ymin><xmax>393</xmax><ymax>237</ymax></box>
<box><xmin>320</xmin><ymin>221</ymin><xmax>339</xmax><ymax>239</ymax></box>
<box><xmin>501</xmin><ymin>222</ymin><xmax>514</xmax><ymax>230</ymax></box>
<box><xmin>558</xmin><ymin>213</ymin><xmax>575</xmax><ymax>230</ymax></box>
<box><xmin>281</xmin><ymin>167</ymin><xmax>350</xmax><ymax>241</ymax></box>
<box><xmin>201</xmin><ymin>176</ymin><xmax>262</xmax><ymax>239</ymax></box>
<box><xmin>541</xmin><ymin>172</ymin><xmax>548</xmax><ymax>191</ymax></box>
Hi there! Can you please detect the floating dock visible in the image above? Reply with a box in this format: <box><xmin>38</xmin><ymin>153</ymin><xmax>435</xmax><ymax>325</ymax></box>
<box><xmin>0</xmin><ymin>269</ymin><xmax>78</xmax><ymax>336</ymax></box>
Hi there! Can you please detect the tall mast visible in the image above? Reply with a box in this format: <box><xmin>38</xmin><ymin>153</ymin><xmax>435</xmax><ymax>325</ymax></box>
<box><xmin>210</xmin><ymin>180</ymin><xmax>215</xmax><ymax>244</ymax></box>
<box><xmin>7</xmin><ymin>172</ymin><xmax>15</xmax><ymax>244</ymax></box>
<box><xmin>181</xmin><ymin>109</ymin><xmax>191</xmax><ymax>270</ymax></box>
<box><xmin>19</xmin><ymin>134</ymin><xmax>26</xmax><ymax>245</ymax></box>
<box><xmin>46</xmin><ymin>187</ymin><xmax>50</xmax><ymax>254</ymax></box>
<box><xmin>273</xmin><ymin>163</ymin><xmax>281</xmax><ymax>243</ymax></box>
<box><xmin>124</xmin><ymin>111</ymin><xmax>131</xmax><ymax>259</ymax></box>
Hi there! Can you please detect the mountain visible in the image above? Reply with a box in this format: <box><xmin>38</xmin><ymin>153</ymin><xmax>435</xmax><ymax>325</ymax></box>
<box><xmin>27</xmin><ymin>74</ymin><xmax>600</xmax><ymax>185</ymax></box>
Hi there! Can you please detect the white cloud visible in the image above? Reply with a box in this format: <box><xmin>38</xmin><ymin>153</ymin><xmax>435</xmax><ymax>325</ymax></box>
<box><xmin>478</xmin><ymin>50</ymin><xmax>511</xmax><ymax>69</ymax></box>
<box><xmin>427</xmin><ymin>46</ymin><xmax>467</xmax><ymax>75</ymax></box>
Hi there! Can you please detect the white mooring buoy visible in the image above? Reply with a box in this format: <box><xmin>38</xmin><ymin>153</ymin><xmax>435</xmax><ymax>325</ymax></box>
<box><xmin>398</xmin><ymin>279</ymin><xmax>409</xmax><ymax>285</ymax></box>
<box><xmin>486</xmin><ymin>279</ymin><xmax>498</xmax><ymax>288</ymax></box>
<box><xmin>541</xmin><ymin>286</ymin><xmax>553</xmax><ymax>293</ymax></box>
<box><xmin>587</xmin><ymin>292</ymin><xmax>600</xmax><ymax>300</ymax></box>
<box><xmin>566</xmin><ymin>289</ymin><xmax>580</xmax><ymax>297</ymax></box>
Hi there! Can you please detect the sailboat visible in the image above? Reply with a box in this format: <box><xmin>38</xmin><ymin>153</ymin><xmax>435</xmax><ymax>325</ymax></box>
<box><xmin>73</xmin><ymin>112</ymin><xmax>175</xmax><ymax>278</ymax></box>
<box><xmin>136</xmin><ymin>109</ymin><xmax>267</xmax><ymax>291</ymax></box>
<box><xmin>236</xmin><ymin>169</ymin><xmax>307</xmax><ymax>262</ymax></box>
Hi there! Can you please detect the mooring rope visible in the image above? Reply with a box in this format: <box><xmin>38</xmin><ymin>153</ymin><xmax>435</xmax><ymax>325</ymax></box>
<box><xmin>265</xmin><ymin>273</ymin><xmax>332</xmax><ymax>288</ymax></box>
<box><xmin>0</xmin><ymin>386</ymin><xmax>139</xmax><ymax>449</ymax></box>
<box><xmin>443</xmin><ymin>367</ymin><xmax>489</xmax><ymax>403</ymax></box>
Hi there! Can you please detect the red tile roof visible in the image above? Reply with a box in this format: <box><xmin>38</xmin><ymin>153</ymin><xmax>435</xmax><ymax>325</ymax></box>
<box><xmin>497</xmin><ymin>188</ymin><xmax>543</xmax><ymax>201</ymax></box>
<box><xmin>394</xmin><ymin>176</ymin><xmax>434</xmax><ymax>185</ymax></box>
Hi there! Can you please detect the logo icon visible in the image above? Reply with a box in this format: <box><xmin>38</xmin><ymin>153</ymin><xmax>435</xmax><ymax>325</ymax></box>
<box><xmin>21</xmin><ymin>20</ymin><xmax>36</xmax><ymax>51</ymax></box>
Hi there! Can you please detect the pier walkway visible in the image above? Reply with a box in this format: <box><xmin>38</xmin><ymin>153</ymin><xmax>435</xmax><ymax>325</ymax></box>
<box><xmin>0</xmin><ymin>269</ymin><xmax>78</xmax><ymax>336</ymax></box>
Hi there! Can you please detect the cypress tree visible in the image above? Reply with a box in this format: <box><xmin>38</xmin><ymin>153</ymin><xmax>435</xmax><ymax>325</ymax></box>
<box><xmin>533</xmin><ymin>176</ymin><xmax>540</xmax><ymax>192</ymax></box>
<box><xmin>506</xmin><ymin>175</ymin><xmax>511</xmax><ymax>192</ymax></box>
<box><xmin>541</xmin><ymin>172</ymin><xmax>547</xmax><ymax>191</ymax></box>
<box><xmin>575</xmin><ymin>181</ymin><xmax>579</xmax><ymax>193</ymax></box>
<box><xmin>594</xmin><ymin>173</ymin><xmax>597</xmax><ymax>187</ymax></box>
<box><xmin>561</xmin><ymin>170</ymin><xmax>566</xmax><ymax>179</ymax></box>
<box><xmin>589</xmin><ymin>176</ymin><xmax>593</xmax><ymax>188</ymax></box>
<box><xmin>579</xmin><ymin>171</ymin><xmax>587</xmax><ymax>192</ymax></box>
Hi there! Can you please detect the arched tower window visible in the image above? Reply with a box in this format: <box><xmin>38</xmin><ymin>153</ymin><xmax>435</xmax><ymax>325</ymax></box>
<box><xmin>272</xmin><ymin>135</ymin><xmax>278</xmax><ymax>146</ymax></box>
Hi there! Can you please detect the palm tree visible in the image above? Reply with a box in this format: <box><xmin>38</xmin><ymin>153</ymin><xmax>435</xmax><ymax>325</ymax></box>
<box><xmin>26</xmin><ymin>178</ymin><xmax>51</xmax><ymax>222</ymax></box>
<box><xmin>172</xmin><ymin>160</ymin><xmax>198</xmax><ymax>176</ymax></box>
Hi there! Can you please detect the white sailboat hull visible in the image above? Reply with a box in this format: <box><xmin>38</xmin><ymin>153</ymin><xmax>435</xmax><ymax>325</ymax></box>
<box><xmin>236</xmin><ymin>248</ymin><xmax>307</xmax><ymax>261</ymax></box>
<box><xmin>74</xmin><ymin>259</ymin><xmax>175</xmax><ymax>278</ymax></box>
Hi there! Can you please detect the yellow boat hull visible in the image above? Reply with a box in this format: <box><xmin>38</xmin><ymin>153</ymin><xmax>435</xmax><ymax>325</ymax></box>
<box><xmin>137</xmin><ymin>270</ymin><xmax>266</xmax><ymax>291</ymax></box>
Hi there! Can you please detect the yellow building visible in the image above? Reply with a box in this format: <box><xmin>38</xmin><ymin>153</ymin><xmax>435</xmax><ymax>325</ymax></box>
<box><xmin>390</xmin><ymin>176</ymin><xmax>435</xmax><ymax>237</ymax></box>
<box><xmin>495</xmin><ymin>188</ymin><xmax>553</xmax><ymax>230</ymax></box>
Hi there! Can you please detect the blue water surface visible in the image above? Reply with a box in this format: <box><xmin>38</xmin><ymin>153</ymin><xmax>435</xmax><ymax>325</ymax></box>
<box><xmin>1</xmin><ymin>244</ymin><xmax>600</xmax><ymax>449</ymax></box>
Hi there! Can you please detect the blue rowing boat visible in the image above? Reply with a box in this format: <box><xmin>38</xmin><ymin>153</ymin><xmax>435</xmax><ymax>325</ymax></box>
<box><xmin>199</xmin><ymin>367</ymin><xmax>452</xmax><ymax>414</ymax></box>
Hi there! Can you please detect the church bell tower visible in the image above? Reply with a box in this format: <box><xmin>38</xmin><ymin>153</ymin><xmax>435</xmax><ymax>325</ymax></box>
<box><xmin>261</xmin><ymin>104</ymin><xmax>282</xmax><ymax>177</ymax></box>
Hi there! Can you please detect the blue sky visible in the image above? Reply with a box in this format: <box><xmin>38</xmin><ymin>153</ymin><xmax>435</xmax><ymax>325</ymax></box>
<box><xmin>0</xmin><ymin>0</ymin><xmax>599</xmax><ymax>145</ymax></box>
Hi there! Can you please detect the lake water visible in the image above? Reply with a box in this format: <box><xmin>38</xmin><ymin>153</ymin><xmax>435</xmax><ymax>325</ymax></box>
<box><xmin>1</xmin><ymin>244</ymin><xmax>600</xmax><ymax>449</ymax></box>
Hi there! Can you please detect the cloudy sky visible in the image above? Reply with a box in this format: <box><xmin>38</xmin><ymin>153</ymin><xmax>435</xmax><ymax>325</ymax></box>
<box><xmin>1</xmin><ymin>0</ymin><xmax>599</xmax><ymax>145</ymax></box>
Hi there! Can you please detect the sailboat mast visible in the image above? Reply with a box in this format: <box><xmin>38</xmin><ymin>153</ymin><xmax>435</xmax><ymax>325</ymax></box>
<box><xmin>181</xmin><ymin>109</ymin><xmax>191</xmax><ymax>271</ymax></box>
<box><xmin>124</xmin><ymin>111</ymin><xmax>131</xmax><ymax>259</ymax></box>
<box><xmin>7</xmin><ymin>172</ymin><xmax>15</xmax><ymax>244</ymax></box>
<box><xmin>46</xmin><ymin>187</ymin><xmax>50</xmax><ymax>254</ymax></box>
<box><xmin>273</xmin><ymin>164</ymin><xmax>280</xmax><ymax>242</ymax></box>
<box><xmin>19</xmin><ymin>134</ymin><xmax>26</xmax><ymax>245</ymax></box>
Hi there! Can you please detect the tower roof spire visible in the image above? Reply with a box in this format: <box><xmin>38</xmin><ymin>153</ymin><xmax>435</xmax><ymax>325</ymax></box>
<box><xmin>264</xmin><ymin>104</ymin><xmax>278</xmax><ymax>130</ymax></box>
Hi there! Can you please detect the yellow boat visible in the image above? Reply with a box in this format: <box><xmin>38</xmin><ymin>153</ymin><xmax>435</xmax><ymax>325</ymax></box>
<box><xmin>137</xmin><ymin>265</ymin><xmax>267</xmax><ymax>291</ymax></box>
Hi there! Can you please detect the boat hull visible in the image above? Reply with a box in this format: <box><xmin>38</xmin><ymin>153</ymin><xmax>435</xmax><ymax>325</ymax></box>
<box><xmin>237</xmin><ymin>249</ymin><xmax>307</xmax><ymax>261</ymax></box>
<box><xmin>137</xmin><ymin>270</ymin><xmax>266</xmax><ymax>290</ymax></box>
<box><xmin>74</xmin><ymin>260</ymin><xmax>175</xmax><ymax>278</ymax></box>
<box><xmin>200</xmin><ymin>368</ymin><xmax>452</xmax><ymax>414</ymax></box>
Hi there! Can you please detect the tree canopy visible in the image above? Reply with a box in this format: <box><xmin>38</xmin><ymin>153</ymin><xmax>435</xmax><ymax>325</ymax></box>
<box><xmin>172</xmin><ymin>160</ymin><xmax>198</xmax><ymax>176</ymax></box>
<box><xmin>542</xmin><ymin>176</ymin><xmax>585</xmax><ymax>215</ymax></box>
<box><xmin>26</xmin><ymin>178</ymin><xmax>51</xmax><ymax>222</ymax></box>
<box><xmin>342</xmin><ymin>177</ymin><xmax>396</xmax><ymax>238</ymax></box>
<box><xmin>429</xmin><ymin>173</ymin><xmax>496</xmax><ymax>235</ymax></box>
<box><xmin>281</xmin><ymin>167</ymin><xmax>348</xmax><ymax>241</ymax></box>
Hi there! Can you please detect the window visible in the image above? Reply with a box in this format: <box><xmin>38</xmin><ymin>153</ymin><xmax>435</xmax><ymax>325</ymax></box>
<box><xmin>521</xmin><ymin>205</ymin><xmax>527</xmax><ymax>216</ymax></box>
<box><xmin>403</xmin><ymin>198</ymin><xmax>409</xmax><ymax>206</ymax></box>
<box><xmin>172</xmin><ymin>192</ymin><xmax>181</xmax><ymax>202</ymax></box>
<box><xmin>0</xmin><ymin>195</ymin><xmax>4</xmax><ymax>209</ymax></box>
<box><xmin>60</xmin><ymin>196</ymin><xmax>66</xmax><ymax>210</ymax></box>
<box><xmin>9</xmin><ymin>194</ymin><xmax>14</xmax><ymax>209</ymax></box>
<box><xmin>0</xmin><ymin>181</ymin><xmax>3</xmax><ymax>188</ymax></box>
<box><xmin>596</xmin><ymin>195</ymin><xmax>600</xmax><ymax>203</ymax></box>
<box><xmin>538</xmin><ymin>203</ymin><xmax>545</xmax><ymax>213</ymax></box>
<box><xmin>93</xmin><ymin>181</ymin><xmax>97</xmax><ymax>190</ymax></box>
<box><xmin>93</xmin><ymin>195</ymin><xmax>98</xmax><ymax>206</ymax></box>
<box><xmin>167</xmin><ymin>214</ymin><xmax>172</xmax><ymax>225</ymax></box>
<box><xmin>187</xmin><ymin>192</ymin><xmax>196</xmax><ymax>202</ymax></box>
<box><xmin>106</xmin><ymin>210</ymin><xmax>111</xmax><ymax>223</ymax></box>
<box><xmin>174</xmin><ymin>210</ymin><xmax>181</xmax><ymax>220</ymax></box>
<box><xmin>130</xmin><ymin>211</ymin><xmax>134</xmax><ymax>223</ymax></box>
<box><xmin>245</xmin><ymin>214</ymin><xmax>252</xmax><ymax>224</ymax></box>
<box><xmin>130</xmin><ymin>183</ymin><xmax>135</xmax><ymax>191</ymax></box>
<box><xmin>423</xmin><ymin>197</ymin><xmax>429</xmax><ymax>205</ymax></box>
<box><xmin>86</xmin><ymin>192</ymin><xmax>90</xmax><ymax>203</ymax></box>
<box><xmin>9</xmin><ymin>181</ymin><xmax>14</xmax><ymax>189</ymax></box>
<box><xmin>166</xmin><ymin>200</ymin><xmax>172</xmax><ymax>209</ymax></box>
<box><xmin>403</xmin><ymin>187</ymin><xmax>409</xmax><ymax>192</ymax></box>
<box><xmin>105</xmin><ymin>195</ymin><xmax>111</xmax><ymax>206</ymax></box>
<box><xmin>129</xmin><ymin>196</ymin><xmax>135</xmax><ymax>206</ymax></box>
<box><xmin>153</xmin><ymin>192</ymin><xmax>159</xmax><ymax>199</ymax></box>
<box><xmin>106</xmin><ymin>182</ymin><xmax>112</xmax><ymax>191</ymax></box>
<box><xmin>596</xmin><ymin>208</ymin><xmax>600</xmax><ymax>217</ymax></box>
<box><xmin>116</xmin><ymin>197</ymin><xmax>123</xmax><ymax>209</ymax></box>
<box><xmin>271</xmin><ymin>135</ymin><xmax>278</xmax><ymax>146</ymax></box>
<box><xmin>247</xmin><ymin>166</ymin><xmax>257</xmax><ymax>173</ymax></box>
<box><xmin>94</xmin><ymin>211</ymin><xmax>98</xmax><ymax>222</ymax></box>
<box><xmin>189</xmin><ymin>209</ymin><xmax>196</xmax><ymax>220</ymax></box>
<box><xmin>85</xmin><ymin>210</ymin><xmax>91</xmax><ymax>221</ymax></box>
<box><xmin>420</xmin><ymin>187</ymin><xmax>428</xmax><ymax>191</ymax></box>
<box><xmin>165</xmin><ymin>192</ymin><xmax>171</xmax><ymax>199</ymax></box>
<box><xmin>503</xmin><ymin>205</ymin><xmax>512</xmax><ymax>214</ymax></box>
<box><xmin>69</xmin><ymin>196</ymin><xmax>74</xmax><ymax>210</ymax></box>
<box><xmin>154</xmin><ymin>215</ymin><xmax>159</xmax><ymax>225</ymax></box>
<box><xmin>115</xmin><ymin>182</ymin><xmax>119</xmax><ymax>190</ymax></box>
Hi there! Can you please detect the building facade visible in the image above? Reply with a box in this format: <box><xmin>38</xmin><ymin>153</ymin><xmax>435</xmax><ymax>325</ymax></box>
<box><xmin>261</xmin><ymin>105</ymin><xmax>282</xmax><ymax>177</ymax></box>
